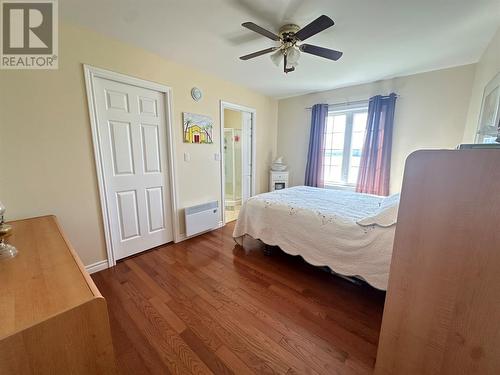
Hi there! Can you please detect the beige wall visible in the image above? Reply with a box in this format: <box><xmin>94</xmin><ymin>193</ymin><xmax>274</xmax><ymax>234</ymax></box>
<box><xmin>462</xmin><ymin>27</ymin><xmax>500</xmax><ymax>142</ymax></box>
<box><xmin>0</xmin><ymin>23</ymin><xmax>278</xmax><ymax>266</ymax></box>
<box><xmin>277</xmin><ymin>64</ymin><xmax>476</xmax><ymax>193</ymax></box>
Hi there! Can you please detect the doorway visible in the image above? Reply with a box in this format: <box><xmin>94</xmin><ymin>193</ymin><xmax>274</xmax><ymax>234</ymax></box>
<box><xmin>84</xmin><ymin>65</ymin><xmax>178</xmax><ymax>267</ymax></box>
<box><xmin>220</xmin><ymin>102</ymin><xmax>256</xmax><ymax>224</ymax></box>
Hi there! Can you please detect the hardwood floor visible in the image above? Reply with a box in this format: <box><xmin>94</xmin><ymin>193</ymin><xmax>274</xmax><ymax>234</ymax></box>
<box><xmin>92</xmin><ymin>222</ymin><xmax>386</xmax><ymax>375</ymax></box>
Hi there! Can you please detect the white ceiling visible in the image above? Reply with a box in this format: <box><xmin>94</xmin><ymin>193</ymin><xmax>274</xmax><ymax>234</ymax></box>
<box><xmin>61</xmin><ymin>0</ymin><xmax>500</xmax><ymax>98</ymax></box>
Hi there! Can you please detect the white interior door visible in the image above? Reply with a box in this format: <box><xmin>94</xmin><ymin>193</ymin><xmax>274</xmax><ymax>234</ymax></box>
<box><xmin>94</xmin><ymin>77</ymin><xmax>173</xmax><ymax>260</ymax></box>
<box><xmin>241</xmin><ymin>111</ymin><xmax>253</xmax><ymax>201</ymax></box>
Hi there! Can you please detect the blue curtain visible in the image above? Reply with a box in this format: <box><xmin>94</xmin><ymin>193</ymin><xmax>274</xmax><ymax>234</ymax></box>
<box><xmin>305</xmin><ymin>104</ymin><xmax>328</xmax><ymax>187</ymax></box>
<box><xmin>356</xmin><ymin>93</ymin><xmax>397</xmax><ymax>196</ymax></box>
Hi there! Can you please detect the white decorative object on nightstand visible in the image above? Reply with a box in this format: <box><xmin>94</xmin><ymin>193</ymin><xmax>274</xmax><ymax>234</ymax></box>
<box><xmin>270</xmin><ymin>170</ymin><xmax>289</xmax><ymax>191</ymax></box>
<box><xmin>271</xmin><ymin>156</ymin><xmax>287</xmax><ymax>171</ymax></box>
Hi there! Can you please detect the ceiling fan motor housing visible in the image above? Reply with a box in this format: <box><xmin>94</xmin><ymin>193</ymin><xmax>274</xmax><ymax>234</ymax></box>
<box><xmin>279</xmin><ymin>24</ymin><xmax>300</xmax><ymax>42</ymax></box>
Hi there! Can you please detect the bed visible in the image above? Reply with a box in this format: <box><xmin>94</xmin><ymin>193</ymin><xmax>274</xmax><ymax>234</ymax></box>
<box><xmin>233</xmin><ymin>186</ymin><xmax>400</xmax><ymax>290</ymax></box>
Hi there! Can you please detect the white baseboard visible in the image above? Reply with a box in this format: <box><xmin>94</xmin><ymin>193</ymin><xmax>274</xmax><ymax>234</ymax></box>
<box><xmin>85</xmin><ymin>259</ymin><xmax>109</xmax><ymax>274</ymax></box>
<box><xmin>86</xmin><ymin>221</ymin><xmax>226</xmax><ymax>267</ymax></box>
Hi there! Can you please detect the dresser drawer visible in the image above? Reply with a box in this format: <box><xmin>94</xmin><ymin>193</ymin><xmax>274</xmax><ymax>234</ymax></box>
<box><xmin>271</xmin><ymin>172</ymin><xmax>289</xmax><ymax>180</ymax></box>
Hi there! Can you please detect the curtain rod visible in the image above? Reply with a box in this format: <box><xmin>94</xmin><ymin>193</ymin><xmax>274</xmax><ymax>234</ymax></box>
<box><xmin>305</xmin><ymin>94</ymin><xmax>399</xmax><ymax>110</ymax></box>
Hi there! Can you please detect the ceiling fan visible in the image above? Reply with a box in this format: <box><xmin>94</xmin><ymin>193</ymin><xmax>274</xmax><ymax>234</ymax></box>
<box><xmin>239</xmin><ymin>15</ymin><xmax>343</xmax><ymax>74</ymax></box>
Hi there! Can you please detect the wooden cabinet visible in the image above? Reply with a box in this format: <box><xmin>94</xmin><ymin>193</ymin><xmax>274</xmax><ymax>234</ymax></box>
<box><xmin>375</xmin><ymin>149</ymin><xmax>500</xmax><ymax>375</ymax></box>
<box><xmin>269</xmin><ymin>170</ymin><xmax>289</xmax><ymax>191</ymax></box>
<box><xmin>0</xmin><ymin>215</ymin><xmax>117</xmax><ymax>374</ymax></box>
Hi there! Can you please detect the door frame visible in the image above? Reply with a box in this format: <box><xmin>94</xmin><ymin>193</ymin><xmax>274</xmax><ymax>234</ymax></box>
<box><xmin>219</xmin><ymin>101</ymin><xmax>256</xmax><ymax>225</ymax></box>
<box><xmin>84</xmin><ymin>64</ymin><xmax>179</xmax><ymax>267</ymax></box>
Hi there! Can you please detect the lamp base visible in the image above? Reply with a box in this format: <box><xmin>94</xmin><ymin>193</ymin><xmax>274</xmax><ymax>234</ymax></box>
<box><xmin>0</xmin><ymin>241</ymin><xmax>17</xmax><ymax>259</ymax></box>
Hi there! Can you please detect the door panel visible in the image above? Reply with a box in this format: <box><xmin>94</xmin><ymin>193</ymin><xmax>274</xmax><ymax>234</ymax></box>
<box><xmin>109</xmin><ymin>121</ymin><xmax>135</xmax><ymax>175</ymax></box>
<box><xmin>105</xmin><ymin>89</ymin><xmax>129</xmax><ymax>112</ymax></box>
<box><xmin>138</xmin><ymin>96</ymin><xmax>158</xmax><ymax>116</ymax></box>
<box><xmin>146</xmin><ymin>187</ymin><xmax>165</xmax><ymax>232</ymax></box>
<box><xmin>116</xmin><ymin>190</ymin><xmax>140</xmax><ymax>240</ymax></box>
<box><xmin>94</xmin><ymin>77</ymin><xmax>173</xmax><ymax>260</ymax></box>
<box><xmin>140</xmin><ymin>124</ymin><xmax>161</xmax><ymax>173</ymax></box>
<box><xmin>241</xmin><ymin>111</ymin><xmax>253</xmax><ymax>201</ymax></box>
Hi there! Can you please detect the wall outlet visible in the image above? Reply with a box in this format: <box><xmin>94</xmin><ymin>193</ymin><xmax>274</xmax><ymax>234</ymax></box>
<box><xmin>184</xmin><ymin>152</ymin><xmax>191</xmax><ymax>162</ymax></box>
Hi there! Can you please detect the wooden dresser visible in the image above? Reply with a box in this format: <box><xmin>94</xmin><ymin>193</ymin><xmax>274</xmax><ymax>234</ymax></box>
<box><xmin>375</xmin><ymin>149</ymin><xmax>500</xmax><ymax>375</ymax></box>
<box><xmin>0</xmin><ymin>215</ymin><xmax>117</xmax><ymax>374</ymax></box>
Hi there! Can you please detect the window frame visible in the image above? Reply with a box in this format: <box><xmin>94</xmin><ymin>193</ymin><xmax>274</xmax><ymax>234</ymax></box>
<box><xmin>323</xmin><ymin>104</ymin><xmax>368</xmax><ymax>189</ymax></box>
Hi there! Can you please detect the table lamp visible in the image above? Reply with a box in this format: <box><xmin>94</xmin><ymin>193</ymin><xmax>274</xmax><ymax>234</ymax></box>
<box><xmin>0</xmin><ymin>201</ymin><xmax>17</xmax><ymax>259</ymax></box>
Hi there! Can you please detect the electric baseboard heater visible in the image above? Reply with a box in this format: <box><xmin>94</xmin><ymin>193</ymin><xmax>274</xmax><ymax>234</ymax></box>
<box><xmin>184</xmin><ymin>201</ymin><xmax>220</xmax><ymax>237</ymax></box>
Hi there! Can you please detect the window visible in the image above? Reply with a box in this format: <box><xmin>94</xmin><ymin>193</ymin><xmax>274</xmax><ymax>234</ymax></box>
<box><xmin>323</xmin><ymin>106</ymin><xmax>368</xmax><ymax>187</ymax></box>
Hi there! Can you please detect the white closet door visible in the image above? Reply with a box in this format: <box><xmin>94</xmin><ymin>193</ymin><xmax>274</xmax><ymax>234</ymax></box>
<box><xmin>94</xmin><ymin>77</ymin><xmax>173</xmax><ymax>260</ymax></box>
<box><xmin>241</xmin><ymin>111</ymin><xmax>253</xmax><ymax>201</ymax></box>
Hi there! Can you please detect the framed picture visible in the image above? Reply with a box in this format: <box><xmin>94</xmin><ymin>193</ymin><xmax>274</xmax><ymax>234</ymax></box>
<box><xmin>476</xmin><ymin>72</ymin><xmax>500</xmax><ymax>144</ymax></box>
<box><xmin>183</xmin><ymin>112</ymin><xmax>213</xmax><ymax>144</ymax></box>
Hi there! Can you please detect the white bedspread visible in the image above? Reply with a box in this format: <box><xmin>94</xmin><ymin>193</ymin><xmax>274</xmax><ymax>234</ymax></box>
<box><xmin>233</xmin><ymin>186</ymin><xmax>397</xmax><ymax>290</ymax></box>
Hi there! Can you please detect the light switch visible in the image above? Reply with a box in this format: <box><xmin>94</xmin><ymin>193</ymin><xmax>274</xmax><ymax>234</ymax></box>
<box><xmin>214</xmin><ymin>152</ymin><xmax>220</xmax><ymax>161</ymax></box>
<box><xmin>184</xmin><ymin>152</ymin><xmax>191</xmax><ymax>162</ymax></box>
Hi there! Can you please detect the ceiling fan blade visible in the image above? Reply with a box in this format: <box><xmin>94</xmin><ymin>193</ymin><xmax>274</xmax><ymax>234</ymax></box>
<box><xmin>240</xmin><ymin>47</ymin><xmax>278</xmax><ymax>60</ymax></box>
<box><xmin>242</xmin><ymin>22</ymin><xmax>280</xmax><ymax>41</ymax></box>
<box><xmin>300</xmin><ymin>44</ymin><xmax>343</xmax><ymax>61</ymax></box>
<box><xmin>295</xmin><ymin>15</ymin><xmax>334</xmax><ymax>41</ymax></box>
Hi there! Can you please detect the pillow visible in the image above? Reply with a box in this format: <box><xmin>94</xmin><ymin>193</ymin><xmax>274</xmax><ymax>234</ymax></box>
<box><xmin>357</xmin><ymin>193</ymin><xmax>400</xmax><ymax>228</ymax></box>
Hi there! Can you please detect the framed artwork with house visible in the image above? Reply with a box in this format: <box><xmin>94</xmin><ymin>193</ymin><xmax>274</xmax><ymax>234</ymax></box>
<box><xmin>183</xmin><ymin>112</ymin><xmax>214</xmax><ymax>144</ymax></box>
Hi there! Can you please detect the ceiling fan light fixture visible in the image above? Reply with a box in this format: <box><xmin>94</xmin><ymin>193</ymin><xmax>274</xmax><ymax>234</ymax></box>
<box><xmin>270</xmin><ymin>49</ymin><xmax>284</xmax><ymax>67</ymax></box>
<box><xmin>287</xmin><ymin>46</ymin><xmax>300</xmax><ymax>67</ymax></box>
